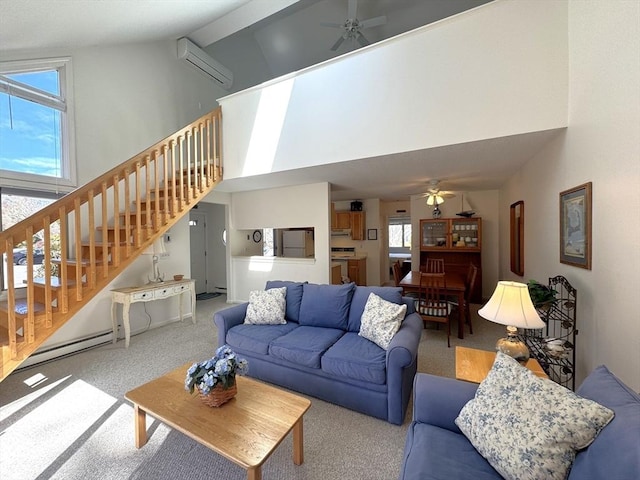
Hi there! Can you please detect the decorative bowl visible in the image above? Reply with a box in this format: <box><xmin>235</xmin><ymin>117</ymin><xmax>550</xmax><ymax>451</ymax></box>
<box><xmin>173</xmin><ymin>274</ymin><xmax>184</xmax><ymax>281</ymax></box>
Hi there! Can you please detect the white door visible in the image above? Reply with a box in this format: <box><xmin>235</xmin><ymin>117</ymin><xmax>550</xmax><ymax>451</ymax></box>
<box><xmin>189</xmin><ymin>211</ymin><xmax>207</xmax><ymax>294</ymax></box>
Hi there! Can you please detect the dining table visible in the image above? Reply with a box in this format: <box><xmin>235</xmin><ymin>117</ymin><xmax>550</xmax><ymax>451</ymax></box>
<box><xmin>399</xmin><ymin>270</ymin><xmax>467</xmax><ymax>339</ymax></box>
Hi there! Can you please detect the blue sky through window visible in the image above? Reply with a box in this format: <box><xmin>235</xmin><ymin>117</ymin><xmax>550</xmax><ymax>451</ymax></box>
<box><xmin>0</xmin><ymin>70</ymin><xmax>62</xmax><ymax>177</ymax></box>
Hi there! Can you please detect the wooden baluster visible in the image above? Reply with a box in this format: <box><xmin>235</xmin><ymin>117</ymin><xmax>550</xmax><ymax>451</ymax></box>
<box><xmin>199</xmin><ymin>122</ymin><xmax>205</xmax><ymax>193</ymax></box>
<box><xmin>87</xmin><ymin>190</ymin><xmax>96</xmax><ymax>289</ymax></box>
<box><xmin>144</xmin><ymin>155</ymin><xmax>152</xmax><ymax>240</ymax></box>
<box><xmin>43</xmin><ymin>217</ymin><xmax>53</xmax><ymax>327</ymax></box>
<box><xmin>178</xmin><ymin>136</ymin><xmax>184</xmax><ymax>212</ymax></box>
<box><xmin>74</xmin><ymin>197</ymin><xmax>83</xmax><ymax>301</ymax></box>
<box><xmin>135</xmin><ymin>161</ymin><xmax>143</xmax><ymax>248</ymax></box>
<box><xmin>112</xmin><ymin>174</ymin><xmax>120</xmax><ymax>267</ymax></box>
<box><xmin>170</xmin><ymin>140</ymin><xmax>177</xmax><ymax>218</ymax></box>
<box><xmin>101</xmin><ymin>182</ymin><xmax>109</xmax><ymax>278</ymax></box>
<box><xmin>186</xmin><ymin>131</ymin><xmax>192</xmax><ymax>205</ymax></box>
<box><xmin>24</xmin><ymin>226</ymin><xmax>35</xmax><ymax>344</ymax></box>
<box><xmin>162</xmin><ymin>145</ymin><xmax>169</xmax><ymax>224</ymax></box>
<box><xmin>5</xmin><ymin>237</ymin><xmax>17</xmax><ymax>357</ymax></box>
<box><xmin>124</xmin><ymin>168</ymin><xmax>131</xmax><ymax>258</ymax></box>
<box><xmin>152</xmin><ymin>151</ymin><xmax>159</xmax><ymax>233</ymax></box>
<box><xmin>59</xmin><ymin>206</ymin><xmax>69</xmax><ymax>313</ymax></box>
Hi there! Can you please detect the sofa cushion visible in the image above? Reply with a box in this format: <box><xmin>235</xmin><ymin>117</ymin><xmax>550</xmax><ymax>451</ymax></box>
<box><xmin>226</xmin><ymin>323</ymin><xmax>299</xmax><ymax>355</ymax></box>
<box><xmin>347</xmin><ymin>286</ymin><xmax>404</xmax><ymax>332</ymax></box>
<box><xmin>269</xmin><ymin>326</ymin><xmax>345</xmax><ymax>369</ymax></box>
<box><xmin>265</xmin><ymin>280</ymin><xmax>306</xmax><ymax>323</ymax></box>
<box><xmin>321</xmin><ymin>332</ymin><xmax>387</xmax><ymax>385</ymax></box>
<box><xmin>358</xmin><ymin>292</ymin><xmax>407</xmax><ymax>350</ymax></box>
<box><xmin>298</xmin><ymin>283</ymin><xmax>355</xmax><ymax>330</ymax></box>
<box><xmin>570</xmin><ymin>365</ymin><xmax>640</xmax><ymax>479</ymax></box>
<box><xmin>455</xmin><ymin>353</ymin><xmax>614</xmax><ymax>480</ymax></box>
<box><xmin>244</xmin><ymin>287</ymin><xmax>287</xmax><ymax>324</ymax></box>
<box><xmin>400</xmin><ymin>422</ymin><xmax>502</xmax><ymax>480</ymax></box>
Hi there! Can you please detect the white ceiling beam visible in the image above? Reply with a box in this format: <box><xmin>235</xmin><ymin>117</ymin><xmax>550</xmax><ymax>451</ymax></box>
<box><xmin>189</xmin><ymin>0</ymin><xmax>301</xmax><ymax>48</ymax></box>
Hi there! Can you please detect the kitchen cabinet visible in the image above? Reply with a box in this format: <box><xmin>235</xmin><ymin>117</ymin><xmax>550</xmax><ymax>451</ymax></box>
<box><xmin>350</xmin><ymin>211</ymin><xmax>365</xmax><ymax>240</ymax></box>
<box><xmin>335</xmin><ymin>211</ymin><xmax>351</xmax><ymax>229</ymax></box>
<box><xmin>331</xmin><ymin>264</ymin><xmax>342</xmax><ymax>285</ymax></box>
<box><xmin>419</xmin><ymin>218</ymin><xmax>482</xmax><ymax>303</ymax></box>
<box><xmin>348</xmin><ymin>258</ymin><xmax>367</xmax><ymax>286</ymax></box>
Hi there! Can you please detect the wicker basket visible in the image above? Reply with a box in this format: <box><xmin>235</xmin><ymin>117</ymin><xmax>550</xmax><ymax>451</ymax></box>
<box><xmin>198</xmin><ymin>382</ymin><xmax>237</xmax><ymax>407</ymax></box>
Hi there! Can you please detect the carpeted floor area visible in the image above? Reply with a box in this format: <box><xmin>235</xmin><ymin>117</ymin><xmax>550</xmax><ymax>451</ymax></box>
<box><xmin>195</xmin><ymin>292</ymin><xmax>222</xmax><ymax>301</ymax></box>
<box><xmin>0</xmin><ymin>295</ymin><xmax>503</xmax><ymax>480</ymax></box>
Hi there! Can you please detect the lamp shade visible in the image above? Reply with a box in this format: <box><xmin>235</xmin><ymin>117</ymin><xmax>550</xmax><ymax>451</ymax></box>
<box><xmin>478</xmin><ymin>281</ymin><xmax>545</xmax><ymax>329</ymax></box>
<box><xmin>143</xmin><ymin>237</ymin><xmax>166</xmax><ymax>255</ymax></box>
<box><xmin>426</xmin><ymin>194</ymin><xmax>444</xmax><ymax>206</ymax></box>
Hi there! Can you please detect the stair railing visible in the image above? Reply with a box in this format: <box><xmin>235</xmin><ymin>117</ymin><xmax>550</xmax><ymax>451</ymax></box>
<box><xmin>0</xmin><ymin>107</ymin><xmax>222</xmax><ymax>375</ymax></box>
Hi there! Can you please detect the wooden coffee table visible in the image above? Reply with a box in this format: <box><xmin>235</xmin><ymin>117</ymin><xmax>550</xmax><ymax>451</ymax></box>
<box><xmin>455</xmin><ymin>346</ymin><xmax>548</xmax><ymax>383</ymax></box>
<box><xmin>125</xmin><ymin>363</ymin><xmax>311</xmax><ymax>480</ymax></box>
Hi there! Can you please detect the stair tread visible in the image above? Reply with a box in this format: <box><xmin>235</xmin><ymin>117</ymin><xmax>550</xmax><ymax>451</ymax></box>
<box><xmin>96</xmin><ymin>225</ymin><xmax>153</xmax><ymax>231</ymax></box>
<box><xmin>0</xmin><ymin>299</ymin><xmax>46</xmax><ymax>316</ymax></box>
<box><xmin>52</xmin><ymin>258</ymin><xmax>107</xmax><ymax>266</ymax></box>
<box><xmin>29</xmin><ymin>277</ymin><xmax>82</xmax><ymax>288</ymax></box>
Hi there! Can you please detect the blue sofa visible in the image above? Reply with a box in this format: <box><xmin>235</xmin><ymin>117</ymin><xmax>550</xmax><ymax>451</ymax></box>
<box><xmin>399</xmin><ymin>366</ymin><xmax>640</xmax><ymax>479</ymax></box>
<box><xmin>214</xmin><ymin>281</ymin><xmax>423</xmax><ymax>425</ymax></box>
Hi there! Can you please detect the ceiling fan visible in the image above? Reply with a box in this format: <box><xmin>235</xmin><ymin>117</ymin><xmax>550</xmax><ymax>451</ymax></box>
<box><xmin>321</xmin><ymin>0</ymin><xmax>387</xmax><ymax>51</ymax></box>
<box><xmin>419</xmin><ymin>180</ymin><xmax>456</xmax><ymax>218</ymax></box>
<box><xmin>420</xmin><ymin>179</ymin><xmax>456</xmax><ymax>205</ymax></box>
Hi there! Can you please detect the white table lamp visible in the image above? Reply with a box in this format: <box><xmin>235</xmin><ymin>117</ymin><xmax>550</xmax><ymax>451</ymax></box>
<box><xmin>143</xmin><ymin>237</ymin><xmax>166</xmax><ymax>283</ymax></box>
<box><xmin>478</xmin><ymin>281</ymin><xmax>545</xmax><ymax>364</ymax></box>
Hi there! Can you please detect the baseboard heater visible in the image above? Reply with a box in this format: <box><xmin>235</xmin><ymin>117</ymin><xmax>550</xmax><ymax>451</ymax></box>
<box><xmin>17</xmin><ymin>331</ymin><xmax>113</xmax><ymax>371</ymax></box>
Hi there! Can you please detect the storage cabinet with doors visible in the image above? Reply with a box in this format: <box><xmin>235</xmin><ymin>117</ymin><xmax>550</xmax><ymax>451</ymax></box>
<box><xmin>348</xmin><ymin>258</ymin><xmax>367</xmax><ymax>286</ymax></box>
<box><xmin>420</xmin><ymin>218</ymin><xmax>481</xmax><ymax>251</ymax></box>
<box><xmin>419</xmin><ymin>218</ymin><xmax>482</xmax><ymax>303</ymax></box>
<box><xmin>350</xmin><ymin>211</ymin><xmax>365</xmax><ymax>240</ymax></box>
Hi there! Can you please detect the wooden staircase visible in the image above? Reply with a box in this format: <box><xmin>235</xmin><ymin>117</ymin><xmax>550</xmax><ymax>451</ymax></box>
<box><xmin>0</xmin><ymin>107</ymin><xmax>223</xmax><ymax>381</ymax></box>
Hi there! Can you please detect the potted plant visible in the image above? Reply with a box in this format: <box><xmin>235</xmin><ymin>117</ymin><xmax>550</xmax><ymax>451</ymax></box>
<box><xmin>527</xmin><ymin>279</ymin><xmax>558</xmax><ymax>311</ymax></box>
<box><xmin>185</xmin><ymin>345</ymin><xmax>248</xmax><ymax>407</ymax></box>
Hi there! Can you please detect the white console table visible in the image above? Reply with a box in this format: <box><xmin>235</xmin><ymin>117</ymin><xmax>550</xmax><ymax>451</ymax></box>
<box><xmin>111</xmin><ymin>278</ymin><xmax>196</xmax><ymax>348</ymax></box>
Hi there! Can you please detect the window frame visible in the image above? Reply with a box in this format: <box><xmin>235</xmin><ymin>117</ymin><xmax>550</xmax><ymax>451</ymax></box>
<box><xmin>0</xmin><ymin>57</ymin><xmax>77</xmax><ymax>193</ymax></box>
<box><xmin>388</xmin><ymin>216</ymin><xmax>412</xmax><ymax>251</ymax></box>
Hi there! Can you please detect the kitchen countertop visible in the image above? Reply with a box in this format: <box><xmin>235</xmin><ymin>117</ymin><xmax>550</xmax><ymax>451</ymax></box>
<box><xmin>331</xmin><ymin>254</ymin><xmax>367</xmax><ymax>261</ymax></box>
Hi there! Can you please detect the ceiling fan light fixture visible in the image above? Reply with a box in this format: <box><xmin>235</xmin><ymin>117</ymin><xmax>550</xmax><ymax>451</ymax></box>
<box><xmin>426</xmin><ymin>194</ymin><xmax>444</xmax><ymax>206</ymax></box>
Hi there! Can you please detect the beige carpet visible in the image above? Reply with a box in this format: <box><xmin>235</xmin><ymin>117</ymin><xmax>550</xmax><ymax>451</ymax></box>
<box><xmin>0</xmin><ymin>296</ymin><xmax>502</xmax><ymax>480</ymax></box>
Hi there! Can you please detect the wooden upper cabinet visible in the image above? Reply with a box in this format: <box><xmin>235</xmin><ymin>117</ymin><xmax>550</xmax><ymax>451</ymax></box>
<box><xmin>335</xmin><ymin>211</ymin><xmax>351</xmax><ymax>229</ymax></box>
<box><xmin>350</xmin><ymin>212</ymin><xmax>365</xmax><ymax>240</ymax></box>
<box><xmin>420</xmin><ymin>218</ymin><xmax>482</xmax><ymax>251</ymax></box>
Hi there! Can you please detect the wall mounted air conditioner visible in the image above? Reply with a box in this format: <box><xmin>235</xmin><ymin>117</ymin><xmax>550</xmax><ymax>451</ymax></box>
<box><xmin>177</xmin><ymin>38</ymin><xmax>233</xmax><ymax>90</ymax></box>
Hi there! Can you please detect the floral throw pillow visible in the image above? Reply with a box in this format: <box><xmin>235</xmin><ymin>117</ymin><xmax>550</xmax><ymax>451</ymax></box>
<box><xmin>244</xmin><ymin>287</ymin><xmax>287</xmax><ymax>325</ymax></box>
<box><xmin>358</xmin><ymin>292</ymin><xmax>407</xmax><ymax>350</ymax></box>
<box><xmin>455</xmin><ymin>353</ymin><xmax>614</xmax><ymax>480</ymax></box>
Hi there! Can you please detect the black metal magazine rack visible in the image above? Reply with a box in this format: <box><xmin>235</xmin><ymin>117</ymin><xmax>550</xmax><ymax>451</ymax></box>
<box><xmin>519</xmin><ymin>276</ymin><xmax>578</xmax><ymax>390</ymax></box>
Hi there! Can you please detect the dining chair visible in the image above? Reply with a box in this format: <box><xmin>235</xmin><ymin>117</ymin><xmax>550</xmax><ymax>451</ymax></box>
<box><xmin>421</xmin><ymin>258</ymin><xmax>445</xmax><ymax>274</ymax></box>
<box><xmin>417</xmin><ymin>272</ymin><xmax>451</xmax><ymax>347</ymax></box>
<box><xmin>394</xmin><ymin>261</ymin><xmax>419</xmax><ymax>298</ymax></box>
<box><xmin>449</xmin><ymin>264</ymin><xmax>478</xmax><ymax>334</ymax></box>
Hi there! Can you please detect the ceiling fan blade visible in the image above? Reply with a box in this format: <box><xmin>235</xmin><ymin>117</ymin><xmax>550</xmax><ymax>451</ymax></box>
<box><xmin>320</xmin><ymin>22</ymin><xmax>343</xmax><ymax>28</ymax></box>
<box><xmin>357</xmin><ymin>32</ymin><xmax>370</xmax><ymax>47</ymax></box>
<box><xmin>331</xmin><ymin>36</ymin><xmax>346</xmax><ymax>51</ymax></box>
<box><xmin>347</xmin><ymin>0</ymin><xmax>358</xmax><ymax>19</ymax></box>
<box><xmin>360</xmin><ymin>15</ymin><xmax>387</xmax><ymax>29</ymax></box>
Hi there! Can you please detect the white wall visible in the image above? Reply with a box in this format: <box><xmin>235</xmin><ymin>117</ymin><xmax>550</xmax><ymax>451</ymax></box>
<box><xmin>228</xmin><ymin>182</ymin><xmax>331</xmax><ymax>301</ymax></box>
<box><xmin>499</xmin><ymin>0</ymin><xmax>640</xmax><ymax>390</ymax></box>
<box><xmin>0</xmin><ymin>40</ymin><xmax>227</xmax><ymax>349</ymax></box>
<box><xmin>218</xmin><ymin>0</ymin><xmax>567</xmax><ymax>182</ymax></box>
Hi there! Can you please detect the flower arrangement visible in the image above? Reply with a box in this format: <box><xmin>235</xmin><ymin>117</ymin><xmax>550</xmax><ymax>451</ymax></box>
<box><xmin>185</xmin><ymin>345</ymin><xmax>248</xmax><ymax>395</ymax></box>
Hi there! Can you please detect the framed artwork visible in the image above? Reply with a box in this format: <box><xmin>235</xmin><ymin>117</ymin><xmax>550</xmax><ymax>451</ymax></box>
<box><xmin>367</xmin><ymin>229</ymin><xmax>377</xmax><ymax>241</ymax></box>
<box><xmin>559</xmin><ymin>182</ymin><xmax>592</xmax><ymax>269</ymax></box>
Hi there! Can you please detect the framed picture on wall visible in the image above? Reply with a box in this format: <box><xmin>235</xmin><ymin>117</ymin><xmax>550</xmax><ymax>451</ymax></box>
<box><xmin>367</xmin><ymin>229</ymin><xmax>377</xmax><ymax>241</ymax></box>
<box><xmin>559</xmin><ymin>182</ymin><xmax>592</xmax><ymax>269</ymax></box>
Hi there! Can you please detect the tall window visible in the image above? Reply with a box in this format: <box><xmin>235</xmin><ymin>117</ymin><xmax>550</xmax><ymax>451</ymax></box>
<box><xmin>388</xmin><ymin>216</ymin><xmax>411</xmax><ymax>251</ymax></box>
<box><xmin>0</xmin><ymin>57</ymin><xmax>76</xmax><ymax>191</ymax></box>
